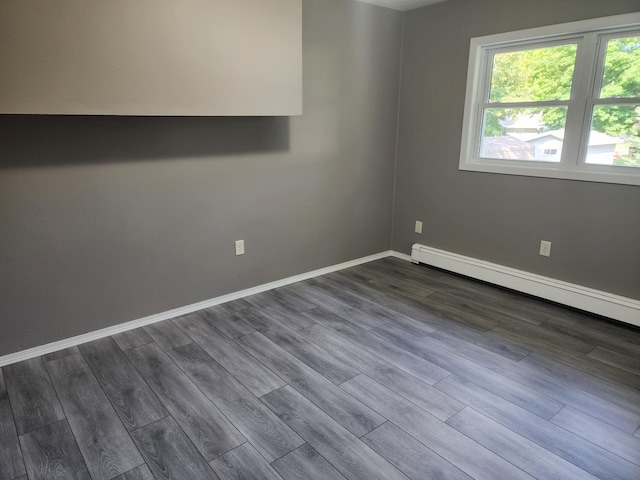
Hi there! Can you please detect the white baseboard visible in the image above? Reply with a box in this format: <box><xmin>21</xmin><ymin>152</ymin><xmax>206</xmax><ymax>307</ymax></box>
<box><xmin>0</xmin><ymin>250</ymin><xmax>401</xmax><ymax>367</ymax></box>
<box><xmin>389</xmin><ymin>250</ymin><xmax>412</xmax><ymax>262</ymax></box>
<box><xmin>411</xmin><ymin>243</ymin><xmax>640</xmax><ymax>327</ymax></box>
<box><xmin>11</xmin><ymin>244</ymin><xmax>633</xmax><ymax>367</ymax></box>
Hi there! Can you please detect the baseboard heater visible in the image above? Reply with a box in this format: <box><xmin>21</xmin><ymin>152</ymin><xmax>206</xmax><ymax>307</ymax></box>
<box><xmin>411</xmin><ymin>243</ymin><xmax>640</xmax><ymax>328</ymax></box>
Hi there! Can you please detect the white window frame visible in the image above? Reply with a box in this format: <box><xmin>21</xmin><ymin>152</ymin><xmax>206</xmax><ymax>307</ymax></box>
<box><xmin>459</xmin><ymin>13</ymin><xmax>640</xmax><ymax>186</ymax></box>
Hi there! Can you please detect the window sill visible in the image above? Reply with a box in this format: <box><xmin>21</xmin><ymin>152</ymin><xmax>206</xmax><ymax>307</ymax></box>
<box><xmin>459</xmin><ymin>160</ymin><xmax>640</xmax><ymax>186</ymax></box>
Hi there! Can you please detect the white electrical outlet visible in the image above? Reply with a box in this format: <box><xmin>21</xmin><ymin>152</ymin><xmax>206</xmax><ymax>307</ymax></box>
<box><xmin>415</xmin><ymin>221</ymin><xmax>423</xmax><ymax>234</ymax></box>
<box><xmin>235</xmin><ymin>240</ymin><xmax>245</xmax><ymax>256</ymax></box>
<box><xmin>539</xmin><ymin>240</ymin><xmax>551</xmax><ymax>257</ymax></box>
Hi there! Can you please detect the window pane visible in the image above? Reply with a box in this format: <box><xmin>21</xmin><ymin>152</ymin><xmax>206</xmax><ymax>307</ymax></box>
<box><xmin>480</xmin><ymin>107</ymin><xmax>568</xmax><ymax>161</ymax></box>
<box><xmin>489</xmin><ymin>44</ymin><xmax>577</xmax><ymax>103</ymax></box>
<box><xmin>586</xmin><ymin>105</ymin><xmax>640</xmax><ymax>167</ymax></box>
<box><xmin>599</xmin><ymin>36</ymin><xmax>640</xmax><ymax>99</ymax></box>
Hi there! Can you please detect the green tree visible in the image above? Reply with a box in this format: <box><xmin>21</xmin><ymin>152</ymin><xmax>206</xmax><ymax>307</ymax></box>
<box><xmin>489</xmin><ymin>44</ymin><xmax>576</xmax><ymax>103</ymax></box>
<box><xmin>484</xmin><ymin>43</ymin><xmax>576</xmax><ymax>136</ymax></box>
<box><xmin>485</xmin><ymin>37</ymin><xmax>640</xmax><ymax>143</ymax></box>
<box><xmin>593</xmin><ymin>37</ymin><xmax>640</xmax><ymax>138</ymax></box>
<box><xmin>600</xmin><ymin>37</ymin><xmax>640</xmax><ymax>99</ymax></box>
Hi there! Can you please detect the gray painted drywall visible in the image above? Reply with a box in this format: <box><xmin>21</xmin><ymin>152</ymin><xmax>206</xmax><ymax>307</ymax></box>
<box><xmin>0</xmin><ymin>0</ymin><xmax>302</xmax><ymax>115</ymax></box>
<box><xmin>392</xmin><ymin>0</ymin><xmax>640</xmax><ymax>300</ymax></box>
<box><xmin>0</xmin><ymin>0</ymin><xmax>402</xmax><ymax>356</ymax></box>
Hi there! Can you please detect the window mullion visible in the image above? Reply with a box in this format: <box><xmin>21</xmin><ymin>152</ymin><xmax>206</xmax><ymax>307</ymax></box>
<box><xmin>592</xmin><ymin>97</ymin><xmax>640</xmax><ymax>106</ymax></box>
<box><xmin>562</xmin><ymin>33</ymin><xmax>598</xmax><ymax>170</ymax></box>
<box><xmin>480</xmin><ymin>100</ymin><xmax>570</xmax><ymax>109</ymax></box>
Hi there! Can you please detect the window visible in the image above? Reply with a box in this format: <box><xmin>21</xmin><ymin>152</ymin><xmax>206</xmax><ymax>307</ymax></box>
<box><xmin>459</xmin><ymin>13</ymin><xmax>640</xmax><ymax>185</ymax></box>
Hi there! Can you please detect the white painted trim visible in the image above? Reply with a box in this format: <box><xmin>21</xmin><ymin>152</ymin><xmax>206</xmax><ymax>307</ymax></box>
<box><xmin>389</xmin><ymin>250</ymin><xmax>413</xmax><ymax>262</ymax></box>
<box><xmin>411</xmin><ymin>243</ymin><xmax>640</xmax><ymax>327</ymax></box>
<box><xmin>0</xmin><ymin>250</ymin><xmax>401</xmax><ymax>367</ymax></box>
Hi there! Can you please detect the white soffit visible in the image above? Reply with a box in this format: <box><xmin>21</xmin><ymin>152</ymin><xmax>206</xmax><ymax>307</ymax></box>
<box><xmin>355</xmin><ymin>0</ymin><xmax>448</xmax><ymax>11</ymax></box>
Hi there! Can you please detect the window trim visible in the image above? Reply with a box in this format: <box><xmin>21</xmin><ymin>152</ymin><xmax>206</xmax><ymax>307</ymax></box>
<box><xmin>459</xmin><ymin>13</ymin><xmax>640</xmax><ymax>186</ymax></box>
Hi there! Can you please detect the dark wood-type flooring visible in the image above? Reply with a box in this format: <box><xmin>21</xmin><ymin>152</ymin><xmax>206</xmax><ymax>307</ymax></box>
<box><xmin>1</xmin><ymin>257</ymin><xmax>640</xmax><ymax>479</ymax></box>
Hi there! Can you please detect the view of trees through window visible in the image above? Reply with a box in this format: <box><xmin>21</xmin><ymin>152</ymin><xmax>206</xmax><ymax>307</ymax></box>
<box><xmin>480</xmin><ymin>36</ymin><xmax>640</xmax><ymax>167</ymax></box>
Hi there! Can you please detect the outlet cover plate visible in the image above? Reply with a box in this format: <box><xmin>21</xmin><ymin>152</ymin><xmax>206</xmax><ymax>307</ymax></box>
<box><xmin>539</xmin><ymin>240</ymin><xmax>551</xmax><ymax>257</ymax></box>
<box><xmin>235</xmin><ymin>240</ymin><xmax>245</xmax><ymax>256</ymax></box>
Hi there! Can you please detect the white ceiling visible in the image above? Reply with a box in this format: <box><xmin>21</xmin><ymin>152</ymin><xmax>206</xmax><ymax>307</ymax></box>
<box><xmin>355</xmin><ymin>0</ymin><xmax>448</xmax><ymax>11</ymax></box>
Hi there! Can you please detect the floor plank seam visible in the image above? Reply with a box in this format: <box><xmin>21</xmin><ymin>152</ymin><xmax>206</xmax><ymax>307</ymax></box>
<box><xmin>3</xmin><ymin>258</ymin><xmax>640</xmax><ymax>480</ymax></box>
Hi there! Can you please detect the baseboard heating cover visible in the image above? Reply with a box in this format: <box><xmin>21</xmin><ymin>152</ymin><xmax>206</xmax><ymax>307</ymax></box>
<box><xmin>411</xmin><ymin>243</ymin><xmax>640</xmax><ymax>327</ymax></box>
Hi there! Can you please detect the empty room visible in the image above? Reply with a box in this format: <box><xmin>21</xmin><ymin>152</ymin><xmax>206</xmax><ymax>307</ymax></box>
<box><xmin>1</xmin><ymin>0</ymin><xmax>639</xmax><ymax>479</ymax></box>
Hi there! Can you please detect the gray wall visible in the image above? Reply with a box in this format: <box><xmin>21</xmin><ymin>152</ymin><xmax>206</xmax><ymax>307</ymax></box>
<box><xmin>1</xmin><ymin>0</ymin><xmax>302</xmax><ymax>116</ymax></box>
<box><xmin>0</xmin><ymin>0</ymin><xmax>402</xmax><ymax>356</ymax></box>
<box><xmin>392</xmin><ymin>0</ymin><xmax>640</xmax><ymax>300</ymax></box>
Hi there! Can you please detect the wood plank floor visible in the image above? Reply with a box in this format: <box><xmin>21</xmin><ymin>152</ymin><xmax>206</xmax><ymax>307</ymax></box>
<box><xmin>1</xmin><ymin>257</ymin><xmax>640</xmax><ymax>480</ymax></box>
